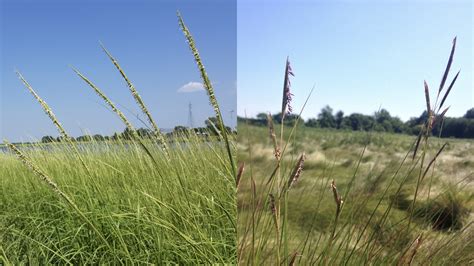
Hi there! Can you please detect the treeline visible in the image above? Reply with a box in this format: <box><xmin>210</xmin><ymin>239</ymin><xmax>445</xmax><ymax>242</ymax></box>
<box><xmin>40</xmin><ymin>117</ymin><xmax>235</xmax><ymax>143</ymax></box>
<box><xmin>238</xmin><ymin>106</ymin><xmax>474</xmax><ymax>139</ymax></box>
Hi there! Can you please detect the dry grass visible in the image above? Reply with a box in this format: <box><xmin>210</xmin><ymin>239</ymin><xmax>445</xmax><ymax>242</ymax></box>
<box><xmin>237</xmin><ymin>38</ymin><xmax>473</xmax><ymax>265</ymax></box>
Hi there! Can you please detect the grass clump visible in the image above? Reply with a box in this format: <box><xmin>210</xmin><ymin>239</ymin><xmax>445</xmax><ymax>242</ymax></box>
<box><xmin>414</xmin><ymin>188</ymin><xmax>470</xmax><ymax>231</ymax></box>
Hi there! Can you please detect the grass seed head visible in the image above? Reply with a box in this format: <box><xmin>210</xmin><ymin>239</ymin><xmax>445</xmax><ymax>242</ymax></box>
<box><xmin>398</xmin><ymin>233</ymin><xmax>423</xmax><ymax>266</ymax></box>
<box><xmin>424</xmin><ymin>80</ymin><xmax>431</xmax><ymax>115</ymax></box>
<box><xmin>269</xmin><ymin>193</ymin><xmax>279</xmax><ymax>231</ymax></box>
<box><xmin>267</xmin><ymin>113</ymin><xmax>280</xmax><ymax>160</ymax></box>
<box><xmin>438</xmin><ymin>70</ymin><xmax>459</xmax><ymax>112</ymax></box>
<box><xmin>99</xmin><ymin>43</ymin><xmax>169</xmax><ymax>155</ymax></box>
<box><xmin>331</xmin><ymin>180</ymin><xmax>343</xmax><ymax>216</ymax></box>
<box><xmin>281</xmin><ymin>57</ymin><xmax>294</xmax><ymax>121</ymax></box>
<box><xmin>178</xmin><ymin>11</ymin><xmax>236</xmax><ymax>175</ymax></box>
<box><xmin>16</xmin><ymin>71</ymin><xmax>71</xmax><ymax>141</ymax></box>
<box><xmin>236</xmin><ymin>162</ymin><xmax>245</xmax><ymax>189</ymax></box>
<box><xmin>177</xmin><ymin>12</ymin><xmax>222</xmax><ymax>124</ymax></box>
<box><xmin>438</xmin><ymin>36</ymin><xmax>456</xmax><ymax>95</ymax></box>
<box><xmin>72</xmin><ymin>67</ymin><xmax>136</xmax><ymax>133</ymax></box>
<box><xmin>289</xmin><ymin>251</ymin><xmax>300</xmax><ymax>266</ymax></box>
<box><xmin>287</xmin><ymin>153</ymin><xmax>305</xmax><ymax>190</ymax></box>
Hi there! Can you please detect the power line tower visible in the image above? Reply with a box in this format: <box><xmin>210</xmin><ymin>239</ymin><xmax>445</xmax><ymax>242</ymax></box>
<box><xmin>229</xmin><ymin>110</ymin><xmax>235</xmax><ymax>125</ymax></box>
<box><xmin>187</xmin><ymin>102</ymin><xmax>194</xmax><ymax>128</ymax></box>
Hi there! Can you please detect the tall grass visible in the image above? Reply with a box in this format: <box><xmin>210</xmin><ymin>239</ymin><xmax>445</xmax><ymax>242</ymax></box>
<box><xmin>237</xmin><ymin>38</ymin><xmax>473</xmax><ymax>265</ymax></box>
<box><xmin>0</xmin><ymin>13</ymin><xmax>236</xmax><ymax>264</ymax></box>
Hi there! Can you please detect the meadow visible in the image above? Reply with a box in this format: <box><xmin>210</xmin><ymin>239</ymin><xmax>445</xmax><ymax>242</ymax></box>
<box><xmin>237</xmin><ymin>39</ymin><xmax>473</xmax><ymax>265</ymax></box>
<box><xmin>0</xmin><ymin>14</ymin><xmax>236</xmax><ymax>264</ymax></box>
<box><xmin>238</xmin><ymin>124</ymin><xmax>473</xmax><ymax>265</ymax></box>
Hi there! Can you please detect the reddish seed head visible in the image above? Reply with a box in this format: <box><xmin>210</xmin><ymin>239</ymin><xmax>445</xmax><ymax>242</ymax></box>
<box><xmin>288</xmin><ymin>153</ymin><xmax>306</xmax><ymax>190</ymax></box>
<box><xmin>282</xmin><ymin>57</ymin><xmax>295</xmax><ymax>118</ymax></box>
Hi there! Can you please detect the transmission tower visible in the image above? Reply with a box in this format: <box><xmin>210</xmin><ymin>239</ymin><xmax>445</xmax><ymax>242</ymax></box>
<box><xmin>188</xmin><ymin>102</ymin><xmax>194</xmax><ymax>128</ymax></box>
<box><xmin>229</xmin><ymin>110</ymin><xmax>235</xmax><ymax>121</ymax></box>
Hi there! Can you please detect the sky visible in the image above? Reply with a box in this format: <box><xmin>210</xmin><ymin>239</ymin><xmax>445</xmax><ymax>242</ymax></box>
<box><xmin>0</xmin><ymin>0</ymin><xmax>236</xmax><ymax>142</ymax></box>
<box><xmin>238</xmin><ymin>0</ymin><xmax>473</xmax><ymax>122</ymax></box>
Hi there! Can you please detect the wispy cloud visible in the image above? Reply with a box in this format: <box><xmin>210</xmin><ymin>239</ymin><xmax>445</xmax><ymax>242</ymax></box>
<box><xmin>177</xmin><ymin>81</ymin><xmax>205</xmax><ymax>93</ymax></box>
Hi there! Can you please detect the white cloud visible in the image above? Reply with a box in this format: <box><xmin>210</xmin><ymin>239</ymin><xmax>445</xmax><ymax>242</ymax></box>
<box><xmin>178</xmin><ymin>81</ymin><xmax>205</xmax><ymax>93</ymax></box>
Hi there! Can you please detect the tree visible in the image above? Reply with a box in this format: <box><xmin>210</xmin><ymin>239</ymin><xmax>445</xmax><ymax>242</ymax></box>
<box><xmin>241</xmin><ymin>107</ymin><xmax>474</xmax><ymax>139</ymax></box>
<box><xmin>373</xmin><ymin>109</ymin><xmax>394</xmax><ymax>132</ymax></box>
<box><xmin>194</xmin><ymin>127</ymin><xmax>209</xmax><ymax>136</ymax></box>
<box><xmin>205</xmin><ymin>117</ymin><xmax>220</xmax><ymax>129</ymax></box>
<box><xmin>112</xmin><ymin>133</ymin><xmax>120</xmax><ymax>140</ymax></box>
<box><xmin>137</xmin><ymin>128</ymin><xmax>152</xmax><ymax>138</ymax></box>
<box><xmin>121</xmin><ymin>128</ymin><xmax>135</xmax><ymax>140</ymax></box>
<box><xmin>174</xmin><ymin>126</ymin><xmax>189</xmax><ymax>132</ymax></box>
<box><xmin>206</xmin><ymin>117</ymin><xmax>231</xmax><ymax>136</ymax></box>
<box><xmin>93</xmin><ymin>134</ymin><xmax>105</xmax><ymax>141</ymax></box>
<box><xmin>173</xmin><ymin>126</ymin><xmax>192</xmax><ymax>137</ymax></box>
<box><xmin>415</xmin><ymin>110</ymin><xmax>429</xmax><ymax>125</ymax></box>
<box><xmin>441</xmin><ymin>118</ymin><xmax>466</xmax><ymax>138</ymax></box>
<box><xmin>76</xmin><ymin>135</ymin><xmax>92</xmax><ymax>142</ymax></box>
<box><xmin>256</xmin><ymin>113</ymin><xmax>268</xmax><ymax>121</ymax></box>
<box><xmin>346</xmin><ymin>113</ymin><xmax>374</xmax><ymax>131</ymax></box>
<box><xmin>56</xmin><ymin>136</ymin><xmax>72</xmax><ymax>142</ymax></box>
<box><xmin>335</xmin><ymin>110</ymin><xmax>344</xmax><ymax>129</ymax></box>
<box><xmin>305</xmin><ymin>118</ymin><xmax>319</xmax><ymax>128</ymax></box>
<box><xmin>41</xmin><ymin>136</ymin><xmax>55</xmax><ymax>143</ymax></box>
<box><xmin>462</xmin><ymin>120</ymin><xmax>474</xmax><ymax>138</ymax></box>
<box><xmin>405</xmin><ymin>111</ymin><xmax>430</xmax><ymax>135</ymax></box>
<box><xmin>439</xmin><ymin>118</ymin><xmax>474</xmax><ymax>139</ymax></box>
<box><xmin>270</xmin><ymin>112</ymin><xmax>302</xmax><ymax>125</ymax></box>
<box><xmin>374</xmin><ymin>109</ymin><xmax>391</xmax><ymax>124</ymax></box>
<box><xmin>390</xmin><ymin>117</ymin><xmax>407</xmax><ymax>133</ymax></box>
<box><xmin>317</xmin><ymin>105</ymin><xmax>336</xmax><ymax>128</ymax></box>
<box><xmin>464</xmin><ymin>108</ymin><xmax>474</xmax><ymax>119</ymax></box>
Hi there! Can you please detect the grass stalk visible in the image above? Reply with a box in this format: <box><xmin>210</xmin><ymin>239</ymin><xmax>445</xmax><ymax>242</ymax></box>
<box><xmin>177</xmin><ymin>12</ymin><xmax>236</xmax><ymax>178</ymax></box>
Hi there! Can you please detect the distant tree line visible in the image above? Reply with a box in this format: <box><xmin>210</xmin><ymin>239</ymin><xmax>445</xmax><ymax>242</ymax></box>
<box><xmin>238</xmin><ymin>107</ymin><xmax>474</xmax><ymax>139</ymax></box>
<box><xmin>40</xmin><ymin>117</ymin><xmax>235</xmax><ymax>143</ymax></box>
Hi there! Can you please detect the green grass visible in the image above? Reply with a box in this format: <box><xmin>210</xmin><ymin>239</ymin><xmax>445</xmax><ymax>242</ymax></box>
<box><xmin>0</xmin><ymin>13</ymin><xmax>237</xmax><ymax>264</ymax></box>
<box><xmin>1</xmin><ymin>136</ymin><xmax>235</xmax><ymax>264</ymax></box>
<box><xmin>237</xmin><ymin>124</ymin><xmax>473</xmax><ymax>265</ymax></box>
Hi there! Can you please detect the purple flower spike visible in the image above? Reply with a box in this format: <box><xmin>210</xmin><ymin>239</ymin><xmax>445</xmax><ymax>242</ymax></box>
<box><xmin>281</xmin><ymin>57</ymin><xmax>295</xmax><ymax>119</ymax></box>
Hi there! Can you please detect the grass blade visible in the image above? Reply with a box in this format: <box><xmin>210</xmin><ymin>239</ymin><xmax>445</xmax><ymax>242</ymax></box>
<box><xmin>4</xmin><ymin>141</ymin><xmax>111</xmax><ymax>251</ymax></box>
<box><xmin>421</xmin><ymin>142</ymin><xmax>447</xmax><ymax>181</ymax></box>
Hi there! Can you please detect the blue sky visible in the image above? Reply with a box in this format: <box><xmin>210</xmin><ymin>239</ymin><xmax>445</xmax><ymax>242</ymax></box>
<box><xmin>1</xmin><ymin>0</ymin><xmax>236</xmax><ymax>142</ymax></box>
<box><xmin>238</xmin><ymin>0</ymin><xmax>472</xmax><ymax>121</ymax></box>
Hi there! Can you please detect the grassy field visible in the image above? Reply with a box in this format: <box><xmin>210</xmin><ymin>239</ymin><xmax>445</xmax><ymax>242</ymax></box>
<box><xmin>0</xmin><ymin>14</ymin><xmax>237</xmax><ymax>264</ymax></box>
<box><xmin>237</xmin><ymin>37</ymin><xmax>474</xmax><ymax>265</ymax></box>
<box><xmin>237</xmin><ymin>124</ymin><xmax>473</xmax><ymax>264</ymax></box>
<box><xmin>1</xmin><ymin>136</ymin><xmax>235</xmax><ymax>264</ymax></box>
